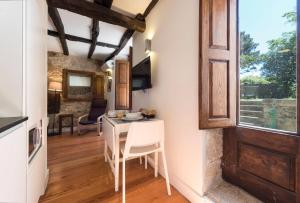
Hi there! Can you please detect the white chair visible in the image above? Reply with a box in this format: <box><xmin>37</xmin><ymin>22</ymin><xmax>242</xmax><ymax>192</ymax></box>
<box><xmin>121</xmin><ymin>120</ymin><xmax>171</xmax><ymax>203</ymax></box>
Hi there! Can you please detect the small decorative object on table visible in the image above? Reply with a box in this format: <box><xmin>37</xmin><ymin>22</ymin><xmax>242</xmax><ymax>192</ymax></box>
<box><xmin>116</xmin><ymin>111</ymin><xmax>125</xmax><ymax>119</ymax></box>
<box><xmin>139</xmin><ymin>108</ymin><xmax>156</xmax><ymax>119</ymax></box>
<box><xmin>107</xmin><ymin>110</ymin><xmax>117</xmax><ymax>118</ymax></box>
<box><xmin>123</xmin><ymin>112</ymin><xmax>143</xmax><ymax>121</ymax></box>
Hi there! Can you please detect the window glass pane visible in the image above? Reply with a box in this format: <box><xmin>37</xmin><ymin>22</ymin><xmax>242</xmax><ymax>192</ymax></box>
<box><xmin>69</xmin><ymin>75</ymin><xmax>91</xmax><ymax>87</ymax></box>
<box><xmin>239</xmin><ymin>0</ymin><xmax>297</xmax><ymax>132</ymax></box>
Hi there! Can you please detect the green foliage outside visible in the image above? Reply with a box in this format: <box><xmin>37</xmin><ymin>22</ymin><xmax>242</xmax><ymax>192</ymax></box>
<box><xmin>241</xmin><ymin>76</ymin><xmax>270</xmax><ymax>85</ymax></box>
<box><xmin>240</xmin><ymin>32</ymin><xmax>261</xmax><ymax>73</ymax></box>
<box><xmin>241</xmin><ymin>11</ymin><xmax>297</xmax><ymax>98</ymax></box>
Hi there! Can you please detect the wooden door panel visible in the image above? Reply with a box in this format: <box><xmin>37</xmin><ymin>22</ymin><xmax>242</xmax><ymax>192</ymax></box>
<box><xmin>94</xmin><ymin>75</ymin><xmax>104</xmax><ymax>99</ymax></box>
<box><xmin>209</xmin><ymin>0</ymin><xmax>229</xmax><ymax>49</ymax></box>
<box><xmin>236</xmin><ymin>169</ymin><xmax>297</xmax><ymax>203</ymax></box>
<box><xmin>238</xmin><ymin>143</ymin><xmax>294</xmax><ymax>190</ymax></box>
<box><xmin>209</xmin><ymin>60</ymin><xmax>229</xmax><ymax>118</ymax></box>
<box><xmin>115</xmin><ymin>60</ymin><xmax>131</xmax><ymax>110</ymax></box>
<box><xmin>237</xmin><ymin>127</ymin><xmax>299</xmax><ymax>154</ymax></box>
<box><xmin>116</xmin><ymin>85</ymin><xmax>128</xmax><ymax>109</ymax></box>
<box><xmin>199</xmin><ymin>0</ymin><xmax>236</xmax><ymax>129</ymax></box>
<box><xmin>223</xmin><ymin>127</ymin><xmax>300</xmax><ymax>202</ymax></box>
<box><xmin>118</xmin><ymin>63</ymin><xmax>128</xmax><ymax>84</ymax></box>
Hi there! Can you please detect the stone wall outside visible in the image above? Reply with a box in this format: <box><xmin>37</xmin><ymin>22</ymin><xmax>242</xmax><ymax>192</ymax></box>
<box><xmin>262</xmin><ymin>99</ymin><xmax>296</xmax><ymax>132</ymax></box>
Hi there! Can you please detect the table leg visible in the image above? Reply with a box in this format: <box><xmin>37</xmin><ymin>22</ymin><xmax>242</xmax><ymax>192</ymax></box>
<box><xmin>115</xmin><ymin>134</ymin><xmax>120</xmax><ymax>192</ymax></box>
<box><xmin>71</xmin><ymin>116</ymin><xmax>74</xmax><ymax>134</ymax></box>
<box><xmin>59</xmin><ymin>117</ymin><xmax>62</xmax><ymax>135</ymax></box>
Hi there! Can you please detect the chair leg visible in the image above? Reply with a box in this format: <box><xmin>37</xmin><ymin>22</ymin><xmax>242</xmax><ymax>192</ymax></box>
<box><xmin>161</xmin><ymin>150</ymin><xmax>171</xmax><ymax>196</ymax></box>
<box><xmin>77</xmin><ymin>124</ymin><xmax>81</xmax><ymax>135</ymax></box>
<box><xmin>154</xmin><ymin>152</ymin><xmax>158</xmax><ymax>177</ymax></box>
<box><xmin>139</xmin><ymin>156</ymin><xmax>143</xmax><ymax>165</ymax></box>
<box><xmin>104</xmin><ymin>141</ymin><xmax>108</xmax><ymax>162</ymax></box>
<box><xmin>97</xmin><ymin>122</ymin><xmax>102</xmax><ymax>136</ymax></box>
<box><xmin>145</xmin><ymin>155</ymin><xmax>148</xmax><ymax>169</ymax></box>
<box><xmin>122</xmin><ymin>157</ymin><xmax>126</xmax><ymax>203</ymax></box>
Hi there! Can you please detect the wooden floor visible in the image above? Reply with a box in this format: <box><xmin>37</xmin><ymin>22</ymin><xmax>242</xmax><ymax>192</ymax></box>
<box><xmin>39</xmin><ymin>132</ymin><xmax>189</xmax><ymax>203</ymax></box>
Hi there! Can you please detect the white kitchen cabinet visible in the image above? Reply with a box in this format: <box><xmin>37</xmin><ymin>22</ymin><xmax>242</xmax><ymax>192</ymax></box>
<box><xmin>0</xmin><ymin>124</ymin><xmax>27</xmax><ymax>203</ymax></box>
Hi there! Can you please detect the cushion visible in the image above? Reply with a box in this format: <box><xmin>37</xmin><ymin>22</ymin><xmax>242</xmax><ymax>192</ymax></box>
<box><xmin>79</xmin><ymin>119</ymin><xmax>96</xmax><ymax>125</ymax></box>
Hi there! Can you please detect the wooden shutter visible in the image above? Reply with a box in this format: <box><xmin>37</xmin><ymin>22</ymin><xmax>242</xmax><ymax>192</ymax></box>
<box><xmin>115</xmin><ymin>60</ymin><xmax>132</xmax><ymax>110</ymax></box>
<box><xmin>199</xmin><ymin>0</ymin><xmax>237</xmax><ymax>129</ymax></box>
<box><xmin>93</xmin><ymin>75</ymin><xmax>104</xmax><ymax>99</ymax></box>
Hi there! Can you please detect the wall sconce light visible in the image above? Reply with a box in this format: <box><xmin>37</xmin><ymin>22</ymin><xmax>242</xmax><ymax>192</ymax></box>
<box><xmin>106</xmin><ymin>69</ymin><xmax>113</xmax><ymax>79</ymax></box>
<box><xmin>145</xmin><ymin>39</ymin><xmax>151</xmax><ymax>53</ymax></box>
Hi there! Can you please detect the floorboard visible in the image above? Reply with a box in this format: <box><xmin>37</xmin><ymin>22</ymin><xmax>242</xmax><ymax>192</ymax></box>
<box><xmin>39</xmin><ymin>132</ymin><xmax>189</xmax><ymax>203</ymax></box>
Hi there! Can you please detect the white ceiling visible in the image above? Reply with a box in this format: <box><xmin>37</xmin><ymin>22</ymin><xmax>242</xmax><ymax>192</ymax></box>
<box><xmin>47</xmin><ymin>0</ymin><xmax>151</xmax><ymax>61</ymax></box>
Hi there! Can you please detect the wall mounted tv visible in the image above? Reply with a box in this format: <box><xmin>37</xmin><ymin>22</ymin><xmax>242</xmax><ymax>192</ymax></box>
<box><xmin>132</xmin><ymin>56</ymin><xmax>152</xmax><ymax>91</ymax></box>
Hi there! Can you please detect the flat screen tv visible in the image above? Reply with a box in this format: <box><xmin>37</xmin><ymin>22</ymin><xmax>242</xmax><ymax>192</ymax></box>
<box><xmin>132</xmin><ymin>56</ymin><xmax>152</xmax><ymax>91</ymax></box>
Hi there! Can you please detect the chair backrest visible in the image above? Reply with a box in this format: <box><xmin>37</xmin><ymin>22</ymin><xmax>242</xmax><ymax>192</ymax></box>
<box><xmin>124</xmin><ymin>120</ymin><xmax>165</xmax><ymax>156</ymax></box>
<box><xmin>88</xmin><ymin>99</ymin><xmax>107</xmax><ymax>121</ymax></box>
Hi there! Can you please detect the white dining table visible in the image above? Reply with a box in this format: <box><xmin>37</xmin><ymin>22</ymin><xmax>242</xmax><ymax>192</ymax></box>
<box><xmin>102</xmin><ymin>115</ymin><xmax>159</xmax><ymax>192</ymax></box>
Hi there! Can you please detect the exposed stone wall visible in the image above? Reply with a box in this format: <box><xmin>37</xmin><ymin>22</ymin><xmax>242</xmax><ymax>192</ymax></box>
<box><xmin>262</xmin><ymin>99</ymin><xmax>296</xmax><ymax>132</ymax></box>
<box><xmin>203</xmin><ymin>129</ymin><xmax>223</xmax><ymax>193</ymax></box>
<box><xmin>48</xmin><ymin>52</ymin><xmax>106</xmax><ymax>130</ymax></box>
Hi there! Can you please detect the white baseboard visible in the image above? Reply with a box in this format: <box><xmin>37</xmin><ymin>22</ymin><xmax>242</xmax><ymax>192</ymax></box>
<box><xmin>170</xmin><ymin>175</ymin><xmax>206</xmax><ymax>203</ymax></box>
<box><xmin>146</xmin><ymin>157</ymin><xmax>205</xmax><ymax>203</ymax></box>
<box><xmin>43</xmin><ymin>168</ymin><xmax>49</xmax><ymax>195</ymax></box>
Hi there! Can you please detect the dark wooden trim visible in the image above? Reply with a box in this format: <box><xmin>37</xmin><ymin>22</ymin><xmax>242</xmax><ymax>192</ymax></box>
<box><xmin>88</xmin><ymin>19</ymin><xmax>100</xmax><ymax>59</ymax></box>
<box><xmin>48</xmin><ymin>6</ymin><xmax>69</xmax><ymax>55</ymax></box>
<box><xmin>95</xmin><ymin>0</ymin><xmax>113</xmax><ymax>8</ymax></box>
<box><xmin>88</xmin><ymin>0</ymin><xmax>113</xmax><ymax>59</ymax></box>
<box><xmin>48</xmin><ymin>30</ymin><xmax>119</xmax><ymax>49</ymax></box>
<box><xmin>142</xmin><ymin>0</ymin><xmax>159</xmax><ymax>18</ymax></box>
<box><xmin>104</xmin><ymin>0</ymin><xmax>159</xmax><ymax>62</ymax></box>
<box><xmin>129</xmin><ymin>46</ymin><xmax>133</xmax><ymax>110</ymax></box>
<box><xmin>105</xmin><ymin>29</ymin><xmax>135</xmax><ymax>62</ymax></box>
<box><xmin>46</xmin><ymin>0</ymin><xmax>145</xmax><ymax>32</ymax></box>
<box><xmin>223</xmin><ymin>0</ymin><xmax>300</xmax><ymax>202</ymax></box>
<box><xmin>297</xmin><ymin>0</ymin><xmax>300</xmax><ymax>134</ymax></box>
<box><xmin>296</xmin><ymin>0</ymin><xmax>300</xmax><ymax>197</ymax></box>
<box><xmin>62</xmin><ymin>69</ymin><xmax>96</xmax><ymax>102</ymax></box>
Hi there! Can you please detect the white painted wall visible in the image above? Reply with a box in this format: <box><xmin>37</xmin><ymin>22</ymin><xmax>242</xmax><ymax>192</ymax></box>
<box><xmin>0</xmin><ymin>1</ymin><xmax>23</xmax><ymax>117</ymax></box>
<box><xmin>132</xmin><ymin>0</ymin><xmax>220</xmax><ymax>201</ymax></box>
<box><xmin>25</xmin><ymin>0</ymin><xmax>48</xmax><ymax>202</ymax></box>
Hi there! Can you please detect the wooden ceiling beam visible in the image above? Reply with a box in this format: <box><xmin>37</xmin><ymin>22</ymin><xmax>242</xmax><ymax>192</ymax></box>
<box><xmin>48</xmin><ymin>6</ymin><xmax>69</xmax><ymax>55</ymax></box>
<box><xmin>105</xmin><ymin>29</ymin><xmax>135</xmax><ymax>62</ymax></box>
<box><xmin>46</xmin><ymin>0</ymin><xmax>146</xmax><ymax>32</ymax></box>
<box><xmin>142</xmin><ymin>0</ymin><xmax>159</xmax><ymax>18</ymax></box>
<box><xmin>104</xmin><ymin>0</ymin><xmax>159</xmax><ymax>62</ymax></box>
<box><xmin>48</xmin><ymin>30</ymin><xmax>119</xmax><ymax>49</ymax></box>
<box><xmin>88</xmin><ymin>0</ymin><xmax>113</xmax><ymax>59</ymax></box>
<box><xmin>95</xmin><ymin>0</ymin><xmax>113</xmax><ymax>8</ymax></box>
<box><xmin>88</xmin><ymin>19</ymin><xmax>100</xmax><ymax>58</ymax></box>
